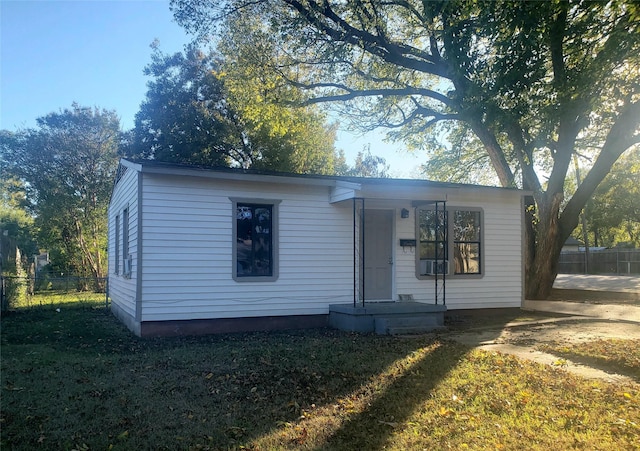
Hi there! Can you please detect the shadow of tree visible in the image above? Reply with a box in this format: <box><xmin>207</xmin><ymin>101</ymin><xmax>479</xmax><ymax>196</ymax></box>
<box><xmin>316</xmin><ymin>340</ymin><xmax>470</xmax><ymax>450</ymax></box>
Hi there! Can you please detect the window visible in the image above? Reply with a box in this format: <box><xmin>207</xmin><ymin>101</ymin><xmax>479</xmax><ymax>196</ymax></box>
<box><xmin>115</xmin><ymin>214</ymin><xmax>120</xmax><ymax>275</ymax></box>
<box><xmin>122</xmin><ymin>207</ymin><xmax>129</xmax><ymax>276</ymax></box>
<box><xmin>416</xmin><ymin>206</ymin><xmax>483</xmax><ymax>277</ymax></box>
<box><xmin>232</xmin><ymin>200</ymin><xmax>279</xmax><ymax>281</ymax></box>
<box><xmin>452</xmin><ymin>210</ymin><xmax>482</xmax><ymax>275</ymax></box>
<box><xmin>417</xmin><ymin>209</ymin><xmax>447</xmax><ymax>276</ymax></box>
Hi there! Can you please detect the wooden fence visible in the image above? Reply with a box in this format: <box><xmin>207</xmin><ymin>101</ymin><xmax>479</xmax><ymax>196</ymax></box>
<box><xmin>558</xmin><ymin>249</ymin><xmax>640</xmax><ymax>275</ymax></box>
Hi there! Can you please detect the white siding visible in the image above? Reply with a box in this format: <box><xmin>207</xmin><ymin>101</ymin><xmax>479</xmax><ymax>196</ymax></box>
<box><xmin>393</xmin><ymin>191</ymin><xmax>523</xmax><ymax>309</ymax></box>
<box><xmin>107</xmin><ymin>167</ymin><xmax>139</xmax><ymax>319</ymax></box>
<box><xmin>140</xmin><ymin>174</ymin><xmax>354</xmax><ymax>322</ymax></box>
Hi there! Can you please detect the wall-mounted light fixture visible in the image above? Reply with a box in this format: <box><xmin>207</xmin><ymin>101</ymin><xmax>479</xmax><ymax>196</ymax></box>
<box><xmin>400</xmin><ymin>208</ymin><xmax>410</xmax><ymax>219</ymax></box>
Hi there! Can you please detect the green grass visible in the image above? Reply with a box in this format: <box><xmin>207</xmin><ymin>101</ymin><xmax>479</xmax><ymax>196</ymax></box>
<box><xmin>10</xmin><ymin>290</ymin><xmax>107</xmax><ymax>309</ymax></box>
<box><xmin>539</xmin><ymin>339</ymin><xmax>640</xmax><ymax>381</ymax></box>
<box><xmin>2</xmin><ymin>300</ymin><xmax>639</xmax><ymax>450</ymax></box>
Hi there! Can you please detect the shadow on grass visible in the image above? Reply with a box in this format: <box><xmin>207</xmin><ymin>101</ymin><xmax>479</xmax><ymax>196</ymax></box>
<box><xmin>541</xmin><ymin>350</ymin><xmax>640</xmax><ymax>382</ymax></box>
<box><xmin>316</xmin><ymin>340</ymin><xmax>470</xmax><ymax>450</ymax></box>
<box><xmin>2</xmin><ymin>305</ymin><xmax>531</xmax><ymax>450</ymax></box>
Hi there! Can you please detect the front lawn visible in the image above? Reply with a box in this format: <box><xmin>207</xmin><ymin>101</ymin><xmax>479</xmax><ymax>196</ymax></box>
<box><xmin>2</xmin><ymin>301</ymin><xmax>639</xmax><ymax>450</ymax></box>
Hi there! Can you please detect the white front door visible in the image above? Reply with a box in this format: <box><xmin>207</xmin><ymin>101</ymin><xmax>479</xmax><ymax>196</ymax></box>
<box><xmin>363</xmin><ymin>209</ymin><xmax>393</xmax><ymax>300</ymax></box>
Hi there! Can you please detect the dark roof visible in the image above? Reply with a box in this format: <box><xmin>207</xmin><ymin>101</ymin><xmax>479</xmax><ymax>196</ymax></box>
<box><xmin>121</xmin><ymin>158</ymin><xmax>525</xmax><ymax>193</ymax></box>
<box><xmin>564</xmin><ymin>237</ymin><xmax>584</xmax><ymax>246</ymax></box>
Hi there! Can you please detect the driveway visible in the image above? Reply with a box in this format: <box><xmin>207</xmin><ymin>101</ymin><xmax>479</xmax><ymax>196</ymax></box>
<box><xmin>553</xmin><ymin>274</ymin><xmax>640</xmax><ymax>293</ymax></box>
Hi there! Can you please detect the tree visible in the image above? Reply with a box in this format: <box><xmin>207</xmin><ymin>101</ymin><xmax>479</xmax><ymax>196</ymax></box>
<box><xmin>129</xmin><ymin>41</ymin><xmax>344</xmax><ymax>174</ymax></box>
<box><xmin>345</xmin><ymin>146</ymin><xmax>390</xmax><ymax>178</ymax></box>
<box><xmin>172</xmin><ymin>0</ymin><xmax>640</xmax><ymax>298</ymax></box>
<box><xmin>126</xmin><ymin>42</ymin><xmax>252</xmax><ymax>167</ymax></box>
<box><xmin>218</xmin><ymin>11</ymin><xmax>344</xmax><ymax>174</ymax></box>
<box><xmin>582</xmin><ymin>151</ymin><xmax>640</xmax><ymax>247</ymax></box>
<box><xmin>0</xmin><ymin>162</ymin><xmax>37</xmax><ymax>279</ymax></box>
<box><xmin>1</xmin><ymin>104</ymin><xmax>120</xmax><ymax>281</ymax></box>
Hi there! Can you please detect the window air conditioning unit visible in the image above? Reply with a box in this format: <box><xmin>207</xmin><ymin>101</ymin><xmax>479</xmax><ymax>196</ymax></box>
<box><xmin>420</xmin><ymin>259</ymin><xmax>449</xmax><ymax>276</ymax></box>
<box><xmin>123</xmin><ymin>256</ymin><xmax>132</xmax><ymax>278</ymax></box>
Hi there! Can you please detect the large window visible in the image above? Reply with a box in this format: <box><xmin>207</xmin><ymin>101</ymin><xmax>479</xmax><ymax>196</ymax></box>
<box><xmin>416</xmin><ymin>207</ymin><xmax>483</xmax><ymax>277</ymax></box>
<box><xmin>233</xmin><ymin>200</ymin><xmax>279</xmax><ymax>281</ymax></box>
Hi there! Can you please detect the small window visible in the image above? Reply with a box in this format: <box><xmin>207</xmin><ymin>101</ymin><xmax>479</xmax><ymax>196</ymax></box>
<box><xmin>453</xmin><ymin>210</ymin><xmax>482</xmax><ymax>275</ymax></box>
<box><xmin>232</xmin><ymin>200</ymin><xmax>279</xmax><ymax>282</ymax></box>
<box><xmin>114</xmin><ymin>214</ymin><xmax>120</xmax><ymax>275</ymax></box>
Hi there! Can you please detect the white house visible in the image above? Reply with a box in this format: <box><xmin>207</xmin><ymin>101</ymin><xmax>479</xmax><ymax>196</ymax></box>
<box><xmin>108</xmin><ymin>158</ymin><xmax>526</xmax><ymax>336</ymax></box>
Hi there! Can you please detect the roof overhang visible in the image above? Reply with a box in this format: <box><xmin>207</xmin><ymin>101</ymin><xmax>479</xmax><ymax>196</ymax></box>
<box><xmin>117</xmin><ymin>158</ymin><xmax>530</xmax><ymax>203</ymax></box>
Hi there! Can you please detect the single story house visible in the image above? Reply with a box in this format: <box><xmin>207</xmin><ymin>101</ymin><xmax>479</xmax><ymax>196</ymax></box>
<box><xmin>108</xmin><ymin>158</ymin><xmax>526</xmax><ymax>336</ymax></box>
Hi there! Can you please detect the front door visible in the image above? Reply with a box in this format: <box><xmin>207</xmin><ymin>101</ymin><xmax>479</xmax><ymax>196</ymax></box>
<box><xmin>363</xmin><ymin>209</ymin><xmax>393</xmax><ymax>300</ymax></box>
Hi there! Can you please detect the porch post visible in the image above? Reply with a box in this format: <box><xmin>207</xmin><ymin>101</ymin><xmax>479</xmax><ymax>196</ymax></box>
<box><xmin>353</xmin><ymin>198</ymin><xmax>356</xmax><ymax>308</ymax></box>
<box><xmin>352</xmin><ymin>198</ymin><xmax>366</xmax><ymax>308</ymax></box>
<box><xmin>361</xmin><ymin>198</ymin><xmax>365</xmax><ymax>307</ymax></box>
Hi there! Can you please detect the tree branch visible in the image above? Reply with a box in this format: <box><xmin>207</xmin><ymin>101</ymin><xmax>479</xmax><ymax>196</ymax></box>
<box><xmin>282</xmin><ymin>0</ymin><xmax>451</xmax><ymax>78</ymax></box>
<box><xmin>560</xmin><ymin>99</ymin><xmax>640</xmax><ymax>233</ymax></box>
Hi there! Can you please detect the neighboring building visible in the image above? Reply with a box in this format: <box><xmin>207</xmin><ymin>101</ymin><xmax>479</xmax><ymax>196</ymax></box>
<box><xmin>108</xmin><ymin>159</ymin><xmax>527</xmax><ymax>337</ymax></box>
<box><xmin>562</xmin><ymin>237</ymin><xmax>583</xmax><ymax>253</ymax></box>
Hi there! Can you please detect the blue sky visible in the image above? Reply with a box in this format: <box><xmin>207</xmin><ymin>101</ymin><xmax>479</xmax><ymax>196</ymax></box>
<box><xmin>1</xmin><ymin>0</ymin><xmax>420</xmax><ymax>175</ymax></box>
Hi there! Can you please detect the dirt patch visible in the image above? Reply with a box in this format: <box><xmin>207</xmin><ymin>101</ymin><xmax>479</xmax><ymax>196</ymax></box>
<box><xmin>444</xmin><ymin>308</ymin><xmax>571</xmax><ymax>331</ymax></box>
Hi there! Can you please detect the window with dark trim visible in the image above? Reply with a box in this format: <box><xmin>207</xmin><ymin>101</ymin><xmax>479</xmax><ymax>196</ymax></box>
<box><xmin>122</xmin><ymin>207</ymin><xmax>129</xmax><ymax>276</ymax></box>
<box><xmin>452</xmin><ymin>210</ymin><xmax>482</xmax><ymax>275</ymax></box>
<box><xmin>416</xmin><ymin>207</ymin><xmax>483</xmax><ymax>277</ymax></box>
<box><xmin>417</xmin><ymin>209</ymin><xmax>447</xmax><ymax>276</ymax></box>
<box><xmin>233</xmin><ymin>201</ymin><xmax>279</xmax><ymax>281</ymax></box>
<box><xmin>115</xmin><ymin>214</ymin><xmax>120</xmax><ymax>275</ymax></box>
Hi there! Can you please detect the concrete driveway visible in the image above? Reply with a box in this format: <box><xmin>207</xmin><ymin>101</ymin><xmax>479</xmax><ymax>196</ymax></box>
<box><xmin>553</xmin><ymin>274</ymin><xmax>640</xmax><ymax>293</ymax></box>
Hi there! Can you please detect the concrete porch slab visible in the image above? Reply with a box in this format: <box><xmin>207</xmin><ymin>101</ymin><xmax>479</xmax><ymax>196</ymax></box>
<box><xmin>329</xmin><ymin>302</ymin><xmax>447</xmax><ymax>334</ymax></box>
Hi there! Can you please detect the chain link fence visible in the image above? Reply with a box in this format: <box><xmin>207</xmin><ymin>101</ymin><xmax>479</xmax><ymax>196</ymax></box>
<box><xmin>0</xmin><ymin>274</ymin><xmax>108</xmax><ymax>311</ymax></box>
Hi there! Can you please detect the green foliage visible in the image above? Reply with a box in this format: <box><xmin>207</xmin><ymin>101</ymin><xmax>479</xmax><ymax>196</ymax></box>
<box><xmin>586</xmin><ymin>150</ymin><xmax>640</xmax><ymax>247</ymax></box>
<box><xmin>0</xmin><ymin>104</ymin><xmax>120</xmax><ymax>278</ymax></box>
<box><xmin>125</xmin><ymin>43</ymin><xmax>251</xmax><ymax>167</ymax></box>
<box><xmin>345</xmin><ymin>146</ymin><xmax>390</xmax><ymax>177</ymax></box>
<box><xmin>219</xmin><ymin>10</ymin><xmax>344</xmax><ymax>174</ymax></box>
<box><xmin>129</xmin><ymin>39</ymin><xmax>344</xmax><ymax>174</ymax></box>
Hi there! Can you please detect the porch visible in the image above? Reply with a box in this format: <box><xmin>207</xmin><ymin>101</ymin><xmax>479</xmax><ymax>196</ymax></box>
<box><xmin>329</xmin><ymin>302</ymin><xmax>447</xmax><ymax>335</ymax></box>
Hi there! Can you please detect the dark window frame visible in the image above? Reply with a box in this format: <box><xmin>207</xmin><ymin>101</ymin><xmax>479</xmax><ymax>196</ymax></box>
<box><xmin>415</xmin><ymin>206</ymin><xmax>484</xmax><ymax>279</ymax></box>
<box><xmin>115</xmin><ymin>214</ymin><xmax>120</xmax><ymax>275</ymax></box>
<box><xmin>122</xmin><ymin>207</ymin><xmax>130</xmax><ymax>278</ymax></box>
<box><xmin>231</xmin><ymin>198</ymin><xmax>280</xmax><ymax>282</ymax></box>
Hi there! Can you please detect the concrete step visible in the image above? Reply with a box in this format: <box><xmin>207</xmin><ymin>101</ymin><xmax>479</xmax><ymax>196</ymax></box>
<box><xmin>386</xmin><ymin>325</ymin><xmax>448</xmax><ymax>335</ymax></box>
<box><xmin>375</xmin><ymin>315</ymin><xmax>445</xmax><ymax>335</ymax></box>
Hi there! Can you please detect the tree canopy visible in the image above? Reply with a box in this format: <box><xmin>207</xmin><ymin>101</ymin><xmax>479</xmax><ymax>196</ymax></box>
<box><xmin>172</xmin><ymin>0</ymin><xmax>640</xmax><ymax>297</ymax></box>
<box><xmin>127</xmin><ymin>41</ymin><xmax>345</xmax><ymax>174</ymax></box>
<box><xmin>1</xmin><ymin>104</ymin><xmax>120</xmax><ymax>279</ymax></box>
<box><xmin>584</xmin><ymin>150</ymin><xmax>640</xmax><ymax>247</ymax></box>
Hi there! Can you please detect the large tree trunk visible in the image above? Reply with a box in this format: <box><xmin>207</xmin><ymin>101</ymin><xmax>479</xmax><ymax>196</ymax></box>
<box><xmin>525</xmin><ymin>192</ymin><xmax>567</xmax><ymax>300</ymax></box>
